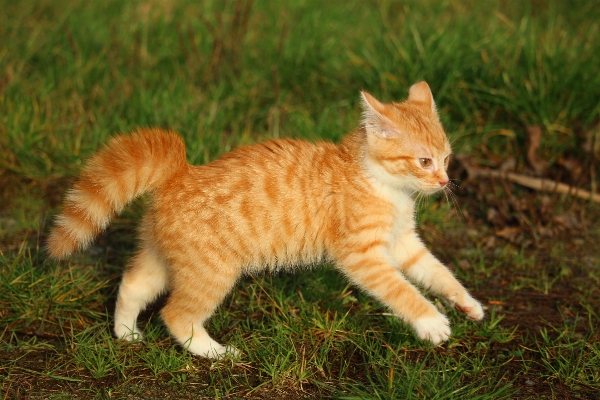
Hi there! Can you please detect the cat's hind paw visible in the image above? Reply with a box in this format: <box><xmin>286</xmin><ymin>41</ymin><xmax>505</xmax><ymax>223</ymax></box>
<box><xmin>114</xmin><ymin>324</ymin><xmax>144</xmax><ymax>341</ymax></box>
<box><xmin>184</xmin><ymin>337</ymin><xmax>241</xmax><ymax>359</ymax></box>
<box><xmin>196</xmin><ymin>345</ymin><xmax>241</xmax><ymax>360</ymax></box>
<box><xmin>224</xmin><ymin>345</ymin><xmax>242</xmax><ymax>358</ymax></box>
<box><xmin>413</xmin><ymin>313</ymin><xmax>451</xmax><ymax>345</ymax></box>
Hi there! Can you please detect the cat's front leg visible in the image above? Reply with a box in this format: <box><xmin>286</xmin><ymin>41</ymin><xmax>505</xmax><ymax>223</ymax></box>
<box><xmin>392</xmin><ymin>231</ymin><xmax>484</xmax><ymax>322</ymax></box>
<box><xmin>335</xmin><ymin>248</ymin><xmax>451</xmax><ymax>345</ymax></box>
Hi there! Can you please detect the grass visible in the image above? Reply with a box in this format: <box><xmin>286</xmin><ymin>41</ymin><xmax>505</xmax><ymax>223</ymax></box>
<box><xmin>1</xmin><ymin>0</ymin><xmax>600</xmax><ymax>398</ymax></box>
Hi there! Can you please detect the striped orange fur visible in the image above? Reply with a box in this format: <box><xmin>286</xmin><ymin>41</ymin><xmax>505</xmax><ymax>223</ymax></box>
<box><xmin>47</xmin><ymin>81</ymin><xmax>484</xmax><ymax>358</ymax></box>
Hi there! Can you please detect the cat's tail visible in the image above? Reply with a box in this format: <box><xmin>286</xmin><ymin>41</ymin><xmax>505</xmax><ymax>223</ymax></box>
<box><xmin>47</xmin><ymin>128</ymin><xmax>188</xmax><ymax>259</ymax></box>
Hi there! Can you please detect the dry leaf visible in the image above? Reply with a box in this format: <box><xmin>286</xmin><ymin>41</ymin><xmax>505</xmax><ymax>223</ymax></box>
<box><xmin>557</xmin><ymin>157</ymin><xmax>583</xmax><ymax>181</ymax></box>
<box><xmin>526</xmin><ymin>126</ymin><xmax>547</xmax><ymax>176</ymax></box>
<box><xmin>499</xmin><ymin>158</ymin><xmax>516</xmax><ymax>173</ymax></box>
<box><xmin>495</xmin><ymin>226</ymin><xmax>522</xmax><ymax>242</ymax></box>
<box><xmin>553</xmin><ymin>213</ymin><xmax>581</xmax><ymax>230</ymax></box>
<box><xmin>582</xmin><ymin>122</ymin><xmax>600</xmax><ymax>156</ymax></box>
<box><xmin>457</xmin><ymin>259</ymin><xmax>472</xmax><ymax>271</ymax></box>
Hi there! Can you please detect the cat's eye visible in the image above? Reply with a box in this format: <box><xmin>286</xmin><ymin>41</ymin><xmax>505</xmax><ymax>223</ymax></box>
<box><xmin>444</xmin><ymin>156</ymin><xmax>449</xmax><ymax>166</ymax></box>
<box><xmin>419</xmin><ymin>158</ymin><xmax>432</xmax><ymax>168</ymax></box>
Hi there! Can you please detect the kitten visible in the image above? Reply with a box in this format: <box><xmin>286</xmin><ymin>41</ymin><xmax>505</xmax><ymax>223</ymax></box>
<box><xmin>47</xmin><ymin>81</ymin><xmax>484</xmax><ymax>358</ymax></box>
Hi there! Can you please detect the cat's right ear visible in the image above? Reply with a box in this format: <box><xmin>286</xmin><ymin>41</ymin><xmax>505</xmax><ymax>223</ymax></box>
<box><xmin>360</xmin><ymin>91</ymin><xmax>401</xmax><ymax>139</ymax></box>
<box><xmin>408</xmin><ymin>81</ymin><xmax>438</xmax><ymax>115</ymax></box>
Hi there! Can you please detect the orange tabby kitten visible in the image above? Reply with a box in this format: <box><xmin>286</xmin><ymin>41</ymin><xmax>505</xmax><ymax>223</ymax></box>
<box><xmin>48</xmin><ymin>81</ymin><xmax>484</xmax><ymax>358</ymax></box>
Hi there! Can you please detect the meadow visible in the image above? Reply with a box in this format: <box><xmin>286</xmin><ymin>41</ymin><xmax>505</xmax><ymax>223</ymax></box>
<box><xmin>1</xmin><ymin>0</ymin><xmax>599</xmax><ymax>398</ymax></box>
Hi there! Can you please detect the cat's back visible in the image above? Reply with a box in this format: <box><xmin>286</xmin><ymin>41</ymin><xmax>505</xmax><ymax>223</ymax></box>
<box><xmin>180</xmin><ymin>138</ymin><xmax>342</xmax><ymax>196</ymax></box>
<box><xmin>205</xmin><ymin>138</ymin><xmax>339</xmax><ymax>177</ymax></box>
<box><xmin>152</xmin><ymin>138</ymin><xmax>347</xmax><ymax>268</ymax></box>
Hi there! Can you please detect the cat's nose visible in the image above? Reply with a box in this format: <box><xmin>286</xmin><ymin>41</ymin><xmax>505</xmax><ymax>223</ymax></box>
<box><xmin>439</xmin><ymin>180</ymin><xmax>448</xmax><ymax>187</ymax></box>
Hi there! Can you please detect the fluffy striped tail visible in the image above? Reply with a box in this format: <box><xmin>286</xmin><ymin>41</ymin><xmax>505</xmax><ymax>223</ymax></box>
<box><xmin>47</xmin><ymin>128</ymin><xmax>187</xmax><ymax>259</ymax></box>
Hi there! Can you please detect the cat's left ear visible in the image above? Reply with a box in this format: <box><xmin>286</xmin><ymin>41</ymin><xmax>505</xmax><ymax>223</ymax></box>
<box><xmin>360</xmin><ymin>91</ymin><xmax>402</xmax><ymax>138</ymax></box>
<box><xmin>408</xmin><ymin>81</ymin><xmax>438</xmax><ymax>115</ymax></box>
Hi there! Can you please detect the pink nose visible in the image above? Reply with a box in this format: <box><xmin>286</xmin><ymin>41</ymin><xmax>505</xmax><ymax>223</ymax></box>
<box><xmin>439</xmin><ymin>180</ymin><xmax>448</xmax><ymax>187</ymax></box>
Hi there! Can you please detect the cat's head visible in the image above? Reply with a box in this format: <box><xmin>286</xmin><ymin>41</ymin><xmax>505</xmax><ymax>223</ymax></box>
<box><xmin>360</xmin><ymin>81</ymin><xmax>451</xmax><ymax>195</ymax></box>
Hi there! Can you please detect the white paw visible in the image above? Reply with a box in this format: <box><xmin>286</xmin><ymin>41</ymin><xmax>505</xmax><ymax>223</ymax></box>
<box><xmin>114</xmin><ymin>324</ymin><xmax>144</xmax><ymax>341</ymax></box>
<box><xmin>199</xmin><ymin>345</ymin><xmax>240</xmax><ymax>359</ymax></box>
<box><xmin>452</xmin><ymin>293</ymin><xmax>485</xmax><ymax>321</ymax></box>
<box><xmin>413</xmin><ymin>313</ymin><xmax>451</xmax><ymax>345</ymax></box>
<box><xmin>185</xmin><ymin>338</ymin><xmax>240</xmax><ymax>359</ymax></box>
<box><xmin>224</xmin><ymin>345</ymin><xmax>241</xmax><ymax>358</ymax></box>
<box><xmin>198</xmin><ymin>345</ymin><xmax>241</xmax><ymax>359</ymax></box>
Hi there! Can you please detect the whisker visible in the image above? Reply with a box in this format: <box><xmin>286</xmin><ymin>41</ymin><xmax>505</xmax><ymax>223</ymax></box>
<box><xmin>448</xmin><ymin>179</ymin><xmax>461</xmax><ymax>188</ymax></box>
<box><xmin>442</xmin><ymin>187</ymin><xmax>451</xmax><ymax>208</ymax></box>
<box><xmin>446</xmin><ymin>186</ymin><xmax>465</xmax><ymax>220</ymax></box>
<box><xmin>413</xmin><ymin>193</ymin><xmax>419</xmax><ymax>222</ymax></box>
<box><xmin>414</xmin><ymin>192</ymin><xmax>426</xmax><ymax>223</ymax></box>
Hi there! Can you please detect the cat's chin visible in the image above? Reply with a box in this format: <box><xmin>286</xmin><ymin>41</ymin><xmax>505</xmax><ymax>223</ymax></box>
<box><xmin>418</xmin><ymin>187</ymin><xmax>446</xmax><ymax>196</ymax></box>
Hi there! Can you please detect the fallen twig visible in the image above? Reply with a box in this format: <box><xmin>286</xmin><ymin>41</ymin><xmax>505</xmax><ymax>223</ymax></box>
<box><xmin>455</xmin><ymin>154</ymin><xmax>600</xmax><ymax>203</ymax></box>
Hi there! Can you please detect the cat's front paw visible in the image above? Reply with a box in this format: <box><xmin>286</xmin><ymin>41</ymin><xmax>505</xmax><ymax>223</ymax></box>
<box><xmin>451</xmin><ymin>293</ymin><xmax>484</xmax><ymax>321</ymax></box>
<box><xmin>413</xmin><ymin>313</ymin><xmax>451</xmax><ymax>345</ymax></box>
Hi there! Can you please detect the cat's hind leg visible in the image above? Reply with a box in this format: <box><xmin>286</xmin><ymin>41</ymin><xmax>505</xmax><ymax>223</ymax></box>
<box><xmin>160</xmin><ymin>257</ymin><xmax>241</xmax><ymax>359</ymax></box>
<box><xmin>114</xmin><ymin>244</ymin><xmax>169</xmax><ymax>341</ymax></box>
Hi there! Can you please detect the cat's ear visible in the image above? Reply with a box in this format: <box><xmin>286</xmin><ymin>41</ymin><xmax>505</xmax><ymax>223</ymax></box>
<box><xmin>360</xmin><ymin>91</ymin><xmax>402</xmax><ymax>138</ymax></box>
<box><xmin>408</xmin><ymin>81</ymin><xmax>438</xmax><ymax>114</ymax></box>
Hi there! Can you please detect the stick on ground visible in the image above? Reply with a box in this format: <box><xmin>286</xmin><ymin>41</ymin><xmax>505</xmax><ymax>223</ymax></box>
<box><xmin>455</xmin><ymin>154</ymin><xmax>600</xmax><ymax>203</ymax></box>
